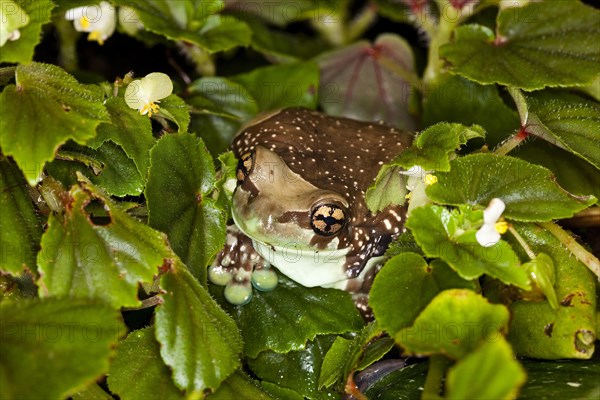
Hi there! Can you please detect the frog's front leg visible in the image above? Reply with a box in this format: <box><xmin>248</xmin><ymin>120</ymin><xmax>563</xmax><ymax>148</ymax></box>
<box><xmin>208</xmin><ymin>225</ymin><xmax>278</xmax><ymax>304</ymax></box>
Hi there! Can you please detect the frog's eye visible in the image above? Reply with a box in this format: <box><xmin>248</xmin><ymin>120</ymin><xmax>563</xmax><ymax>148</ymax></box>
<box><xmin>310</xmin><ymin>204</ymin><xmax>346</xmax><ymax>236</ymax></box>
<box><xmin>236</xmin><ymin>152</ymin><xmax>254</xmax><ymax>184</ymax></box>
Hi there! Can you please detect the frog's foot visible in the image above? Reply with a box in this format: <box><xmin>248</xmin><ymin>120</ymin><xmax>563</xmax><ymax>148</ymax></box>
<box><xmin>208</xmin><ymin>226</ymin><xmax>278</xmax><ymax>305</ymax></box>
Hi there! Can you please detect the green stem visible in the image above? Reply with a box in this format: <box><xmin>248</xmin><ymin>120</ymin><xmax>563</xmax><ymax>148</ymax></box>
<box><xmin>346</xmin><ymin>3</ymin><xmax>378</xmax><ymax>42</ymax></box>
<box><xmin>538</xmin><ymin>221</ymin><xmax>600</xmax><ymax>280</ymax></box>
<box><xmin>422</xmin><ymin>355</ymin><xmax>450</xmax><ymax>400</ymax></box>
<box><xmin>55</xmin><ymin>17</ymin><xmax>79</xmax><ymax>72</ymax></box>
<box><xmin>508</xmin><ymin>226</ymin><xmax>536</xmax><ymax>260</ymax></box>
<box><xmin>494</xmin><ymin>133</ymin><xmax>525</xmax><ymax>156</ymax></box>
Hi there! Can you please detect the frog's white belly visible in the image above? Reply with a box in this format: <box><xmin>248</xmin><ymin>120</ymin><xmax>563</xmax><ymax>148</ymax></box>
<box><xmin>251</xmin><ymin>239</ymin><xmax>382</xmax><ymax>289</ymax></box>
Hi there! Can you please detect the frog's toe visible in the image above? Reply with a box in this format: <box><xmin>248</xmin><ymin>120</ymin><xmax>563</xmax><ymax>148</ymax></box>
<box><xmin>224</xmin><ymin>280</ymin><xmax>253</xmax><ymax>305</ymax></box>
<box><xmin>251</xmin><ymin>265</ymin><xmax>278</xmax><ymax>292</ymax></box>
<box><xmin>208</xmin><ymin>263</ymin><xmax>233</xmax><ymax>286</ymax></box>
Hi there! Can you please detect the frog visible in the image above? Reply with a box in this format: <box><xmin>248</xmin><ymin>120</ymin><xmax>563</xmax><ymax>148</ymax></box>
<box><xmin>208</xmin><ymin>108</ymin><xmax>413</xmax><ymax>314</ymax></box>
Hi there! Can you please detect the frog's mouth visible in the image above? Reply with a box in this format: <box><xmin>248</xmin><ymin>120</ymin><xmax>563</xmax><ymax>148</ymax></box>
<box><xmin>250</xmin><ymin>238</ymin><xmax>355</xmax><ymax>289</ymax></box>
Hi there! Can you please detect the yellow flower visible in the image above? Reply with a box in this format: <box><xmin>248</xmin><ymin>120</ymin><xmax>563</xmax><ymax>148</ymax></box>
<box><xmin>476</xmin><ymin>198</ymin><xmax>507</xmax><ymax>247</ymax></box>
<box><xmin>65</xmin><ymin>1</ymin><xmax>116</xmax><ymax>45</ymax></box>
<box><xmin>124</xmin><ymin>72</ymin><xmax>173</xmax><ymax>117</ymax></box>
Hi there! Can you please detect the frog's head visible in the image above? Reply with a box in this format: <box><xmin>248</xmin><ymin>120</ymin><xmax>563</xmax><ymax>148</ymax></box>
<box><xmin>231</xmin><ymin>108</ymin><xmax>412</xmax><ymax>290</ymax></box>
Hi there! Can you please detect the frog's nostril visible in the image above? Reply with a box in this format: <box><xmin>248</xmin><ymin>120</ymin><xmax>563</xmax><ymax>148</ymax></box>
<box><xmin>311</xmin><ymin>204</ymin><xmax>346</xmax><ymax>236</ymax></box>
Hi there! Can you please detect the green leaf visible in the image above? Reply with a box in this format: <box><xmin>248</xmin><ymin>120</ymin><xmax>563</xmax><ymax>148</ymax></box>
<box><xmin>0</xmin><ymin>298</ymin><xmax>125</xmax><ymax>400</ymax></box>
<box><xmin>504</xmin><ymin>223</ymin><xmax>597</xmax><ymax>359</ymax></box>
<box><xmin>37</xmin><ymin>177</ymin><xmax>173</xmax><ymax>308</ymax></box>
<box><xmin>440</xmin><ymin>2</ymin><xmax>600</xmax><ymax>90</ymax></box>
<box><xmin>245</xmin><ymin>20</ymin><xmax>328</xmax><ymax>63</ymax></box>
<box><xmin>0</xmin><ymin>159</ymin><xmax>42</xmax><ymax>275</ymax></box>
<box><xmin>108</xmin><ymin>327</ymin><xmax>183</xmax><ymax>400</ymax></box>
<box><xmin>0</xmin><ymin>62</ymin><xmax>109</xmax><ymax>185</ymax></box>
<box><xmin>446</xmin><ymin>338</ymin><xmax>526</xmax><ymax>400</ymax></box>
<box><xmin>248</xmin><ymin>335</ymin><xmax>337</xmax><ymax>399</ymax></box>
<box><xmin>225</xmin><ymin>0</ymin><xmax>345</xmax><ymax>27</ymax></box>
<box><xmin>319</xmin><ymin>323</ymin><xmax>394</xmax><ymax>390</ymax></box>
<box><xmin>511</xmin><ymin>88</ymin><xmax>600</xmax><ymax>170</ymax></box>
<box><xmin>423</xmin><ymin>74</ymin><xmax>520</xmax><ymax>146</ymax></box>
<box><xmin>230</xmin><ymin>61</ymin><xmax>319</xmax><ymax>111</ymax></box>
<box><xmin>365</xmin><ymin>165</ymin><xmax>409</xmax><ymax>213</ymax></box>
<box><xmin>210</xmin><ymin>274</ymin><xmax>364</xmax><ymax>358</ymax></box>
<box><xmin>72</xmin><ymin>383</ymin><xmax>113</xmax><ymax>400</ymax></box>
<box><xmin>514</xmin><ymin>141</ymin><xmax>600</xmax><ymax>199</ymax></box>
<box><xmin>395</xmin><ymin>289</ymin><xmax>510</xmax><ymax>359</ymax></box>
<box><xmin>48</xmin><ymin>140</ymin><xmax>144</xmax><ymax>197</ymax></box>
<box><xmin>370</xmin><ymin>253</ymin><xmax>477</xmax><ymax>337</ymax></box>
<box><xmin>392</xmin><ymin>123</ymin><xmax>485</xmax><ymax>171</ymax></box>
<box><xmin>156</xmin><ymin>264</ymin><xmax>242</xmax><ymax>394</ymax></box>
<box><xmin>519</xmin><ymin>358</ymin><xmax>600</xmax><ymax>399</ymax></box>
<box><xmin>385</xmin><ymin>231</ymin><xmax>423</xmax><ymax>258</ymax></box>
<box><xmin>188</xmin><ymin>77</ymin><xmax>259</xmax><ymax>155</ymax></box>
<box><xmin>426</xmin><ymin>154</ymin><xmax>597</xmax><ymax>221</ymax></box>
<box><xmin>207</xmin><ymin>370</ymin><xmax>278</xmax><ymax>400</ymax></box>
<box><xmin>87</xmin><ymin>96</ymin><xmax>155</xmax><ymax>181</ymax></box>
<box><xmin>0</xmin><ymin>0</ymin><xmax>54</xmax><ymax>63</ymax></box>
<box><xmin>522</xmin><ymin>253</ymin><xmax>558</xmax><ymax>310</ymax></box>
<box><xmin>214</xmin><ymin>151</ymin><xmax>237</xmax><ymax>216</ymax></box>
<box><xmin>157</xmin><ymin>94</ymin><xmax>191</xmax><ymax>133</ymax></box>
<box><xmin>363</xmin><ymin>361</ymin><xmax>428</xmax><ymax>399</ymax></box>
<box><xmin>113</xmin><ymin>0</ymin><xmax>252</xmax><ymax>53</ymax></box>
<box><xmin>406</xmin><ymin>205</ymin><xmax>530</xmax><ymax>289</ymax></box>
<box><xmin>146</xmin><ymin>133</ymin><xmax>226</xmax><ymax>281</ymax></box>
<box><xmin>318</xmin><ymin>34</ymin><xmax>417</xmax><ymax>130</ymax></box>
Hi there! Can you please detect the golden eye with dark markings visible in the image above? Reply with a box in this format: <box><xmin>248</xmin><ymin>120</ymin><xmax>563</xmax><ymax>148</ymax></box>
<box><xmin>310</xmin><ymin>204</ymin><xmax>346</xmax><ymax>236</ymax></box>
<box><xmin>236</xmin><ymin>151</ymin><xmax>254</xmax><ymax>184</ymax></box>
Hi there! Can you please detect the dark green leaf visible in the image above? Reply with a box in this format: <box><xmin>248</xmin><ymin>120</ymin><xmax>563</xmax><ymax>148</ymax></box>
<box><xmin>440</xmin><ymin>2</ymin><xmax>600</xmax><ymax>90</ymax></box>
<box><xmin>88</xmin><ymin>96</ymin><xmax>155</xmax><ymax>181</ymax></box>
<box><xmin>406</xmin><ymin>205</ymin><xmax>530</xmax><ymax>289</ymax></box>
<box><xmin>225</xmin><ymin>0</ymin><xmax>345</xmax><ymax>27</ymax></box>
<box><xmin>446</xmin><ymin>338</ymin><xmax>526</xmax><ymax>399</ymax></box>
<box><xmin>72</xmin><ymin>383</ymin><xmax>113</xmax><ymax>400</ymax></box>
<box><xmin>426</xmin><ymin>154</ymin><xmax>597</xmax><ymax>221</ymax></box>
<box><xmin>318</xmin><ymin>34</ymin><xmax>417</xmax><ymax>130</ymax></box>
<box><xmin>188</xmin><ymin>77</ymin><xmax>259</xmax><ymax>155</ymax></box>
<box><xmin>37</xmin><ymin>177</ymin><xmax>173</xmax><ymax>307</ymax></box>
<box><xmin>0</xmin><ymin>62</ymin><xmax>109</xmax><ymax>185</ymax></box>
<box><xmin>519</xmin><ymin>358</ymin><xmax>600</xmax><ymax>399</ymax></box>
<box><xmin>505</xmin><ymin>223</ymin><xmax>597</xmax><ymax>359</ymax></box>
<box><xmin>395</xmin><ymin>289</ymin><xmax>510</xmax><ymax>359</ymax></box>
<box><xmin>108</xmin><ymin>327</ymin><xmax>182</xmax><ymax>400</ymax></box>
<box><xmin>156</xmin><ymin>264</ymin><xmax>243</xmax><ymax>394</ymax></box>
<box><xmin>230</xmin><ymin>61</ymin><xmax>319</xmax><ymax>111</ymax></box>
<box><xmin>248</xmin><ymin>335</ymin><xmax>337</xmax><ymax>399</ymax></box>
<box><xmin>514</xmin><ymin>141</ymin><xmax>600</xmax><ymax>198</ymax></box>
<box><xmin>370</xmin><ymin>253</ymin><xmax>477</xmax><ymax>336</ymax></box>
<box><xmin>113</xmin><ymin>0</ymin><xmax>252</xmax><ymax>53</ymax></box>
<box><xmin>392</xmin><ymin>122</ymin><xmax>485</xmax><ymax>171</ymax></box>
<box><xmin>207</xmin><ymin>370</ymin><xmax>277</xmax><ymax>400</ymax></box>
<box><xmin>146</xmin><ymin>133</ymin><xmax>226</xmax><ymax>281</ymax></box>
<box><xmin>0</xmin><ymin>298</ymin><xmax>125</xmax><ymax>400</ymax></box>
<box><xmin>0</xmin><ymin>0</ymin><xmax>54</xmax><ymax>63</ymax></box>
<box><xmin>0</xmin><ymin>159</ymin><xmax>42</xmax><ymax>275</ymax></box>
<box><xmin>48</xmin><ymin>140</ymin><xmax>144</xmax><ymax>197</ymax></box>
<box><xmin>363</xmin><ymin>361</ymin><xmax>428</xmax><ymax>399</ymax></box>
<box><xmin>423</xmin><ymin>74</ymin><xmax>520</xmax><ymax>146</ymax></box>
<box><xmin>210</xmin><ymin>274</ymin><xmax>364</xmax><ymax>358</ymax></box>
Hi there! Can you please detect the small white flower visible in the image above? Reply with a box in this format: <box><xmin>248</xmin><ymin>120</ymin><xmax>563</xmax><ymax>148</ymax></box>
<box><xmin>476</xmin><ymin>198</ymin><xmax>508</xmax><ymax>247</ymax></box>
<box><xmin>65</xmin><ymin>1</ymin><xmax>116</xmax><ymax>45</ymax></box>
<box><xmin>400</xmin><ymin>165</ymin><xmax>437</xmax><ymax>215</ymax></box>
<box><xmin>0</xmin><ymin>0</ymin><xmax>30</xmax><ymax>47</ymax></box>
<box><xmin>124</xmin><ymin>72</ymin><xmax>173</xmax><ymax>117</ymax></box>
